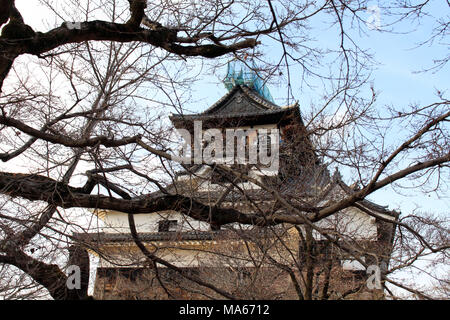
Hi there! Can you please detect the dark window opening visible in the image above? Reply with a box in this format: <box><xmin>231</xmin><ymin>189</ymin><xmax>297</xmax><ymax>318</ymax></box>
<box><xmin>158</xmin><ymin>220</ymin><xmax>178</xmax><ymax>232</ymax></box>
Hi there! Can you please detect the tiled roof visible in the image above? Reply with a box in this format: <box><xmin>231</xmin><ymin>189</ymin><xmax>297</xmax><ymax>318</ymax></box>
<box><xmin>73</xmin><ymin>229</ymin><xmax>277</xmax><ymax>243</ymax></box>
<box><xmin>169</xmin><ymin>107</ymin><xmax>297</xmax><ymax>121</ymax></box>
<box><xmin>203</xmin><ymin>85</ymin><xmax>279</xmax><ymax>113</ymax></box>
<box><xmin>169</xmin><ymin>85</ymin><xmax>299</xmax><ymax>123</ymax></box>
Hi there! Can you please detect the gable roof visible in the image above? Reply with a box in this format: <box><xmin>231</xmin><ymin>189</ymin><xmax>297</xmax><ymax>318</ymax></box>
<box><xmin>203</xmin><ymin>84</ymin><xmax>279</xmax><ymax>114</ymax></box>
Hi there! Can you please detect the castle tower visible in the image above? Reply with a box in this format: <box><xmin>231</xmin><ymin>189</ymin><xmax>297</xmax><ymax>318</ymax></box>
<box><xmin>75</xmin><ymin>64</ymin><xmax>398</xmax><ymax>300</ymax></box>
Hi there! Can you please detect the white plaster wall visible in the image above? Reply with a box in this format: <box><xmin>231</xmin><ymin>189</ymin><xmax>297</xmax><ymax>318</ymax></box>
<box><xmin>315</xmin><ymin>208</ymin><xmax>378</xmax><ymax>240</ymax></box>
<box><xmin>312</xmin><ymin>183</ymin><xmax>380</xmax><ymax>240</ymax></box>
<box><xmin>101</xmin><ymin>210</ymin><xmax>211</xmax><ymax>233</ymax></box>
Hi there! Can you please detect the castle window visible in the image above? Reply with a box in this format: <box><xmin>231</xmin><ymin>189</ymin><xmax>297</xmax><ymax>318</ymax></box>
<box><xmin>158</xmin><ymin>220</ymin><xmax>178</xmax><ymax>232</ymax></box>
<box><xmin>266</xmin><ymin>134</ymin><xmax>272</xmax><ymax>157</ymax></box>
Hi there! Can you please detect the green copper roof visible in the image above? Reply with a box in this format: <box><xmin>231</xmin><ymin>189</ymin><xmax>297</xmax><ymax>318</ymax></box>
<box><xmin>223</xmin><ymin>60</ymin><xmax>274</xmax><ymax>103</ymax></box>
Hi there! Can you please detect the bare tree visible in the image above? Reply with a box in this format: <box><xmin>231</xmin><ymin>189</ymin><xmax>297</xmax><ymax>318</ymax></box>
<box><xmin>0</xmin><ymin>0</ymin><xmax>448</xmax><ymax>300</ymax></box>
